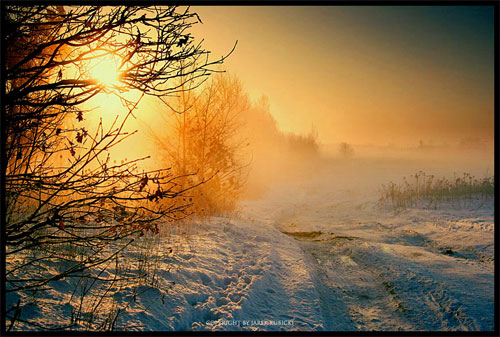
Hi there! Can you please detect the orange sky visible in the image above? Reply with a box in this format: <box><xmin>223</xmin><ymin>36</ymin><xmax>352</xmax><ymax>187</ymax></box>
<box><xmin>189</xmin><ymin>6</ymin><xmax>494</xmax><ymax>147</ymax></box>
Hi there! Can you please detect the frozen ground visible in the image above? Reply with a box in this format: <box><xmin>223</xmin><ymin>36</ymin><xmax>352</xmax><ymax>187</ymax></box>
<box><xmin>6</xmin><ymin>155</ymin><xmax>495</xmax><ymax>331</ymax></box>
<box><xmin>239</xmin><ymin>157</ymin><xmax>494</xmax><ymax>331</ymax></box>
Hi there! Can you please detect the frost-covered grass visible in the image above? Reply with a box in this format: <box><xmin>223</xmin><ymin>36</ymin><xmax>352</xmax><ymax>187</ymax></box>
<box><xmin>379</xmin><ymin>172</ymin><xmax>494</xmax><ymax>211</ymax></box>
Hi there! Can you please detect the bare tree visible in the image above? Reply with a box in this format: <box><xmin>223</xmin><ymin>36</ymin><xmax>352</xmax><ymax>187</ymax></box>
<box><xmin>149</xmin><ymin>73</ymin><xmax>251</xmax><ymax>216</ymax></box>
<box><xmin>2</xmin><ymin>5</ymin><xmax>232</xmax><ymax>330</ymax></box>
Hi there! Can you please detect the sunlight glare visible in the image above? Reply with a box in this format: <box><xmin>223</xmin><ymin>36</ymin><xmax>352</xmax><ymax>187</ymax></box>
<box><xmin>89</xmin><ymin>54</ymin><xmax>122</xmax><ymax>88</ymax></box>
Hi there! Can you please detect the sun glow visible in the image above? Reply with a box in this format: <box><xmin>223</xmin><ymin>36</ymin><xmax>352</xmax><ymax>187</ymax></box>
<box><xmin>89</xmin><ymin>54</ymin><xmax>122</xmax><ymax>88</ymax></box>
<box><xmin>85</xmin><ymin>53</ymin><xmax>136</xmax><ymax>117</ymax></box>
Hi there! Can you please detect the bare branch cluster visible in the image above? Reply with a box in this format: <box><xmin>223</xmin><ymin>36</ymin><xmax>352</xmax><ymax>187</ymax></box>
<box><xmin>3</xmin><ymin>5</ymin><xmax>229</xmax><ymax>330</ymax></box>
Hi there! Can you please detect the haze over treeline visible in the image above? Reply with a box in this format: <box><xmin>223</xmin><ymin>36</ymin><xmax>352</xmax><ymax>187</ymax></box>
<box><xmin>189</xmin><ymin>6</ymin><xmax>494</xmax><ymax>148</ymax></box>
<box><xmin>77</xmin><ymin>5</ymin><xmax>494</xmax><ymax>201</ymax></box>
<box><xmin>94</xmin><ymin>70</ymin><xmax>493</xmax><ymax>203</ymax></box>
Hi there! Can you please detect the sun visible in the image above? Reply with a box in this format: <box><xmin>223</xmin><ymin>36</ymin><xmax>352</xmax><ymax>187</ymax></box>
<box><xmin>89</xmin><ymin>54</ymin><xmax>122</xmax><ymax>88</ymax></box>
<box><xmin>84</xmin><ymin>53</ymin><xmax>143</xmax><ymax>120</ymax></box>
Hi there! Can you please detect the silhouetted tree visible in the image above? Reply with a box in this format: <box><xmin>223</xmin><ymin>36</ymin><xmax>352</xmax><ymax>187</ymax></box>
<box><xmin>3</xmin><ymin>5</ymin><xmax>232</xmax><ymax>330</ymax></box>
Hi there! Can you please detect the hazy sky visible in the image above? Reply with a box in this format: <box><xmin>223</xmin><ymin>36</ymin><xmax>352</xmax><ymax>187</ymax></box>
<box><xmin>190</xmin><ymin>6</ymin><xmax>494</xmax><ymax>146</ymax></box>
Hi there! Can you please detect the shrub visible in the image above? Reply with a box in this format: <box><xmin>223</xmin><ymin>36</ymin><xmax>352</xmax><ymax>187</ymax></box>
<box><xmin>379</xmin><ymin>171</ymin><xmax>494</xmax><ymax>211</ymax></box>
<box><xmin>339</xmin><ymin>142</ymin><xmax>354</xmax><ymax>158</ymax></box>
<box><xmin>286</xmin><ymin>128</ymin><xmax>320</xmax><ymax>156</ymax></box>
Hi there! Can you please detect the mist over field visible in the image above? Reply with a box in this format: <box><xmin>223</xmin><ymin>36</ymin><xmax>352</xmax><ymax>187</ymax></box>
<box><xmin>4</xmin><ymin>4</ymin><xmax>495</xmax><ymax>332</ymax></box>
<box><xmin>243</xmin><ymin>140</ymin><xmax>494</xmax><ymax>198</ymax></box>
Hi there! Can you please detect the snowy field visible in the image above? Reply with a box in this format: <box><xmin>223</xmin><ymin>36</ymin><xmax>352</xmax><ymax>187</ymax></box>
<box><xmin>6</xmin><ymin>151</ymin><xmax>495</xmax><ymax>331</ymax></box>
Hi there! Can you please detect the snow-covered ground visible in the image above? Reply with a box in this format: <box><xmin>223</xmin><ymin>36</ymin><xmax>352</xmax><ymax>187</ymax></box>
<box><xmin>238</xmin><ymin>156</ymin><xmax>494</xmax><ymax>331</ymax></box>
<box><xmin>6</xmin><ymin>154</ymin><xmax>495</xmax><ymax>331</ymax></box>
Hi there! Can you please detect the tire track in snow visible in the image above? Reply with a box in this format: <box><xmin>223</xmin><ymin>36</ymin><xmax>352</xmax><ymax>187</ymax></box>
<box><xmin>283</xmin><ymin>232</ymin><xmax>413</xmax><ymax>331</ymax></box>
<box><xmin>281</xmin><ymin>228</ymin><xmax>493</xmax><ymax>331</ymax></box>
<box><xmin>350</xmin><ymin>243</ymin><xmax>492</xmax><ymax>331</ymax></box>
